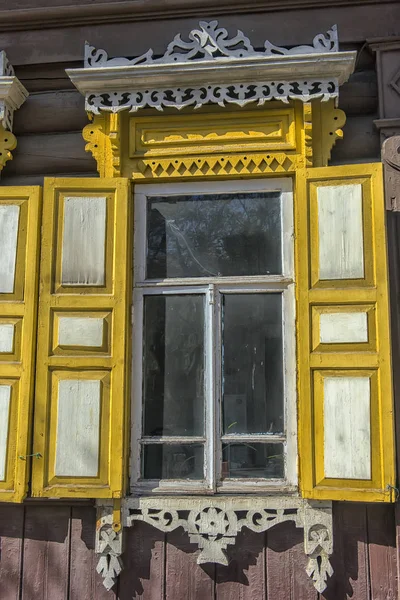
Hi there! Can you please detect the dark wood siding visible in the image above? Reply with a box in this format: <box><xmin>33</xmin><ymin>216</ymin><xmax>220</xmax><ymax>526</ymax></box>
<box><xmin>0</xmin><ymin>502</ymin><xmax>398</xmax><ymax>599</ymax></box>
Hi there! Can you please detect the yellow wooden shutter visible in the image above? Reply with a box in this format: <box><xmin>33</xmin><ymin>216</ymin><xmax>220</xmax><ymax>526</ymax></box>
<box><xmin>32</xmin><ymin>178</ymin><xmax>131</xmax><ymax>498</ymax></box>
<box><xmin>0</xmin><ymin>187</ymin><xmax>41</xmax><ymax>502</ymax></box>
<box><xmin>296</xmin><ymin>163</ymin><xmax>395</xmax><ymax>502</ymax></box>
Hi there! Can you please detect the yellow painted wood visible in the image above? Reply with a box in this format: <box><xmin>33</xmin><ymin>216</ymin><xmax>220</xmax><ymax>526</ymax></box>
<box><xmin>0</xmin><ymin>187</ymin><xmax>41</xmax><ymax>503</ymax></box>
<box><xmin>296</xmin><ymin>163</ymin><xmax>395</xmax><ymax>502</ymax></box>
<box><xmin>32</xmin><ymin>178</ymin><xmax>131</xmax><ymax>498</ymax></box>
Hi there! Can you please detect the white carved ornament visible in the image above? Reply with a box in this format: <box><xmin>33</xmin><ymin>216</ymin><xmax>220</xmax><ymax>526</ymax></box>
<box><xmin>67</xmin><ymin>22</ymin><xmax>356</xmax><ymax>113</ymax></box>
<box><xmin>0</xmin><ymin>51</ymin><xmax>28</xmax><ymax>131</ymax></box>
<box><xmin>95</xmin><ymin>498</ymin><xmax>333</xmax><ymax>594</ymax></box>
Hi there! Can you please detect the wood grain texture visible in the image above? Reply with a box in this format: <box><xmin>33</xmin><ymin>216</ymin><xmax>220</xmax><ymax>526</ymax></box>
<box><xmin>118</xmin><ymin>521</ymin><xmax>165</xmax><ymax>600</ymax></box>
<box><xmin>0</xmin><ymin>504</ymin><xmax>24</xmax><ymax>600</ymax></box>
<box><xmin>165</xmin><ymin>529</ymin><xmax>215</xmax><ymax>600</ymax></box>
<box><xmin>21</xmin><ymin>505</ymin><xmax>71</xmax><ymax>600</ymax></box>
<box><xmin>69</xmin><ymin>505</ymin><xmax>113</xmax><ymax>600</ymax></box>
<box><xmin>5</xmin><ymin>133</ymin><xmax>95</xmax><ymax>177</ymax></box>
<box><xmin>321</xmin><ymin>503</ymin><xmax>370</xmax><ymax>600</ymax></box>
<box><xmin>0</xmin><ymin>5</ymin><xmax>399</xmax><ymax>66</ymax></box>
<box><xmin>266</xmin><ymin>521</ymin><xmax>317</xmax><ymax>600</ymax></box>
<box><xmin>367</xmin><ymin>504</ymin><xmax>397</xmax><ymax>600</ymax></box>
<box><xmin>215</xmin><ymin>529</ymin><xmax>265</xmax><ymax>600</ymax></box>
<box><xmin>0</xmin><ymin>502</ymin><xmax>398</xmax><ymax>599</ymax></box>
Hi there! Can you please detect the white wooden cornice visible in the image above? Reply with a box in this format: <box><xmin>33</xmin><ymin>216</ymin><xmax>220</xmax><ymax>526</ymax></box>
<box><xmin>67</xmin><ymin>21</ymin><xmax>356</xmax><ymax>113</ymax></box>
<box><xmin>0</xmin><ymin>51</ymin><xmax>28</xmax><ymax>131</ymax></box>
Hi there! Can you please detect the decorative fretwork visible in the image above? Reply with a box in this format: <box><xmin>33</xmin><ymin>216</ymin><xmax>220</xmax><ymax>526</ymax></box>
<box><xmin>95</xmin><ymin>504</ymin><xmax>124</xmax><ymax>591</ymax></box>
<box><xmin>85</xmin><ymin>21</ymin><xmax>338</xmax><ymax>69</ymax></box>
<box><xmin>311</xmin><ymin>99</ymin><xmax>346</xmax><ymax>167</ymax></box>
<box><xmin>132</xmin><ymin>152</ymin><xmax>296</xmax><ymax>180</ymax></box>
<box><xmin>96</xmin><ymin>497</ymin><xmax>332</xmax><ymax>593</ymax></box>
<box><xmin>382</xmin><ymin>135</ymin><xmax>400</xmax><ymax>211</ymax></box>
<box><xmin>67</xmin><ymin>22</ymin><xmax>355</xmax><ymax>115</ymax></box>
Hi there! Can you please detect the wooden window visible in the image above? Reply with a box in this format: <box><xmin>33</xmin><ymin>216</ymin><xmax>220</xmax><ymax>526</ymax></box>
<box><xmin>131</xmin><ymin>178</ymin><xmax>296</xmax><ymax>493</ymax></box>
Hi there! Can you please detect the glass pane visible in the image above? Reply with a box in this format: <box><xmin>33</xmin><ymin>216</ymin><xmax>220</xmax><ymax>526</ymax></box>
<box><xmin>143</xmin><ymin>295</ymin><xmax>205</xmax><ymax>436</ymax></box>
<box><xmin>147</xmin><ymin>192</ymin><xmax>282</xmax><ymax>279</ymax></box>
<box><xmin>142</xmin><ymin>444</ymin><xmax>204</xmax><ymax>479</ymax></box>
<box><xmin>222</xmin><ymin>294</ymin><xmax>284</xmax><ymax>434</ymax></box>
<box><xmin>221</xmin><ymin>442</ymin><xmax>284</xmax><ymax>479</ymax></box>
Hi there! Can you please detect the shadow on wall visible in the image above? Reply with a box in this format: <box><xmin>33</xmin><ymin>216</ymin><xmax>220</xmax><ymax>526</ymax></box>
<box><xmin>0</xmin><ymin>501</ymin><xmax>397</xmax><ymax>600</ymax></box>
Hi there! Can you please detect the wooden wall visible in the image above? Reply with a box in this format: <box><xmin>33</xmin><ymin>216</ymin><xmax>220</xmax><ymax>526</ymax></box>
<box><xmin>0</xmin><ymin>501</ymin><xmax>398</xmax><ymax>600</ymax></box>
<box><xmin>0</xmin><ymin>1</ymin><xmax>395</xmax><ymax>186</ymax></box>
<box><xmin>0</xmin><ymin>2</ymin><xmax>399</xmax><ymax>600</ymax></box>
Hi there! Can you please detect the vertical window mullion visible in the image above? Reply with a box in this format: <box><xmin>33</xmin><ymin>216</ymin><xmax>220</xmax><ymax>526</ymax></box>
<box><xmin>205</xmin><ymin>283</ymin><xmax>216</xmax><ymax>491</ymax></box>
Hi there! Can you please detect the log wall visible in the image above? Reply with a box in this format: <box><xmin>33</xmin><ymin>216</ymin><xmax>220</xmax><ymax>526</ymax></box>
<box><xmin>0</xmin><ymin>501</ymin><xmax>398</xmax><ymax>600</ymax></box>
<box><xmin>0</xmin><ymin>2</ymin><xmax>399</xmax><ymax>600</ymax></box>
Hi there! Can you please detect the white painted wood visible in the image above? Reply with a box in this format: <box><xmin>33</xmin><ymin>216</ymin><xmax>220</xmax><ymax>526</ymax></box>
<box><xmin>318</xmin><ymin>184</ymin><xmax>364</xmax><ymax>280</ymax></box>
<box><xmin>61</xmin><ymin>196</ymin><xmax>106</xmax><ymax>286</ymax></box>
<box><xmin>55</xmin><ymin>379</ymin><xmax>101</xmax><ymax>477</ymax></box>
<box><xmin>0</xmin><ymin>323</ymin><xmax>14</xmax><ymax>352</ymax></box>
<box><xmin>0</xmin><ymin>385</ymin><xmax>11</xmax><ymax>481</ymax></box>
<box><xmin>320</xmin><ymin>312</ymin><xmax>368</xmax><ymax>343</ymax></box>
<box><xmin>0</xmin><ymin>205</ymin><xmax>20</xmax><ymax>294</ymax></box>
<box><xmin>58</xmin><ymin>316</ymin><xmax>104</xmax><ymax>347</ymax></box>
<box><xmin>324</xmin><ymin>376</ymin><xmax>371</xmax><ymax>479</ymax></box>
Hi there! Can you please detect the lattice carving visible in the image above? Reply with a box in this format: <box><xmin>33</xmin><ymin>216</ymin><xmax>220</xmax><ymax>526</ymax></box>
<box><xmin>303</xmin><ymin>102</ymin><xmax>313</xmax><ymax>167</ymax></box>
<box><xmin>133</xmin><ymin>152</ymin><xmax>295</xmax><ymax>180</ymax></box>
<box><xmin>83</xmin><ymin>112</ymin><xmax>121</xmax><ymax>177</ymax></box>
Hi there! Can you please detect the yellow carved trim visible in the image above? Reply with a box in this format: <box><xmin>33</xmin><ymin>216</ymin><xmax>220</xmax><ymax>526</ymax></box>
<box><xmin>132</xmin><ymin>152</ymin><xmax>297</xmax><ymax>180</ymax></box>
<box><xmin>0</xmin><ymin>125</ymin><xmax>16</xmax><ymax>171</ymax></box>
<box><xmin>312</xmin><ymin>100</ymin><xmax>346</xmax><ymax>167</ymax></box>
<box><xmin>302</xmin><ymin>103</ymin><xmax>313</xmax><ymax>168</ymax></box>
<box><xmin>83</xmin><ymin>113</ymin><xmax>121</xmax><ymax>177</ymax></box>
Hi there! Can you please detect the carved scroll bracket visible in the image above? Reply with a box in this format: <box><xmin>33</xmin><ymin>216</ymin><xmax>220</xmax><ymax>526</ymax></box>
<box><xmin>83</xmin><ymin>112</ymin><xmax>121</xmax><ymax>177</ymax></box>
<box><xmin>95</xmin><ymin>497</ymin><xmax>333</xmax><ymax>593</ymax></box>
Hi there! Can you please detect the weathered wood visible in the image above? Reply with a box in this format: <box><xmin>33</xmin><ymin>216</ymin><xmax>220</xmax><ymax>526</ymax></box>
<box><xmin>382</xmin><ymin>135</ymin><xmax>400</xmax><ymax>211</ymax></box>
<box><xmin>387</xmin><ymin>212</ymin><xmax>400</xmax><ymax>477</ymax></box>
<box><xmin>13</xmin><ymin>91</ymin><xmax>86</xmax><ymax>134</ymax></box>
<box><xmin>321</xmin><ymin>503</ymin><xmax>370</xmax><ymax>600</ymax></box>
<box><xmin>1</xmin><ymin>173</ymin><xmax>97</xmax><ymax>187</ymax></box>
<box><xmin>0</xmin><ymin>504</ymin><xmax>24</xmax><ymax>600</ymax></box>
<box><xmin>118</xmin><ymin>521</ymin><xmax>165</xmax><ymax>600</ymax></box>
<box><xmin>367</xmin><ymin>504</ymin><xmax>397</xmax><ymax>599</ymax></box>
<box><xmin>5</xmin><ymin>132</ymin><xmax>95</xmax><ymax>177</ymax></box>
<box><xmin>15</xmin><ymin>62</ymin><xmax>77</xmax><ymax>93</ymax></box>
<box><xmin>0</xmin><ymin>0</ymin><xmax>398</xmax><ymax>37</ymax></box>
<box><xmin>1</xmin><ymin>5</ymin><xmax>400</xmax><ymax>66</ymax></box>
<box><xmin>215</xmin><ymin>529</ymin><xmax>265</xmax><ymax>600</ymax></box>
<box><xmin>165</xmin><ymin>529</ymin><xmax>215</xmax><ymax>600</ymax></box>
<box><xmin>330</xmin><ymin>114</ymin><xmax>380</xmax><ymax>164</ymax></box>
<box><xmin>70</xmin><ymin>505</ymin><xmax>112</xmax><ymax>600</ymax></box>
<box><xmin>339</xmin><ymin>70</ymin><xmax>378</xmax><ymax>115</ymax></box>
<box><xmin>21</xmin><ymin>505</ymin><xmax>71</xmax><ymax>600</ymax></box>
<box><xmin>266</xmin><ymin>521</ymin><xmax>317</xmax><ymax>600</ymax></box>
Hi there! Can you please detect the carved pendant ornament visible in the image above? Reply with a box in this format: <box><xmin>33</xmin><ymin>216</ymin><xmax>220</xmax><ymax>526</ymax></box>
<box><xmin>95</xmin><ymin>498</ymin><xmax>333</xmax><ymax>593</ymax></box>
<box><xmin>67</xmin><ymin>22</ymin><xmax>356</xmax><ymax>113</ymax></box>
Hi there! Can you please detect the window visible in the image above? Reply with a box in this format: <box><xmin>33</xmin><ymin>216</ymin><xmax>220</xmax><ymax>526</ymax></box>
<box><xmin>132</xmin><ymin>179</ymin><xmax>296</xmax><ymax>493</ymax></box>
